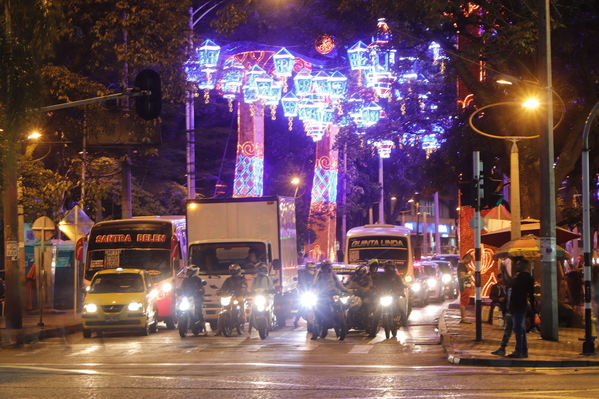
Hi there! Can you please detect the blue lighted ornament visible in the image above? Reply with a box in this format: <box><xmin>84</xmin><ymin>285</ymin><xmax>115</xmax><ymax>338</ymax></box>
<box><xmin>183</xmin><ymin>60</ymin><xmax>202</xmax><ymax>83</ymax></box>
<box><xmin>246</xmin><ymin>65</ymin><xmax>268</xmax><ymax>88</ymax></box>
<box><xmin>242</xmin><ymin>84</ymin><xmax>258</xmax><ymax>104</ymax></box>
<box><xmin>329</xmin><ymin>71</ymin><xmax>347</xmax><ymax>99</ymax></box>
<box><xmin>273</xmin><ymin>48</ymin><xmax>295</xmax><ymax>77</ymax></box>
<box><xmin>361</xmin><ymin>101</ymin><xmax>382</xmax><ymax>127</ymax></box>
<box><xmin>348</xmin><ymin>41</ymin><xmax>370</xmax><ymax>70</ymax></box>
<box><xmin>256</xmin><ymin>74</ymin><xmax>274</xmax><ymax>100</ymax></box>
<box><xmin>281</xmin><ymin>92</ymin><xmax>299</xmax><ymax>130</ymax></box>
<box><xmin>222</xmin><ymin>59</ymin><xmax>245</xmax><ymax>87</ymax></box>
<box><xmin>373</xmin><ymin>140</ymin><xmax>394</xmax><ymax>158</ymax></box>
<box><xmin>265</xmin><ymin>81</ymin><xmax>283</xmax><ymax>120</ymax></box>
<box><xmin>312</xmin><ymin>71</ymin><xmax>331</xmax><ymax>97</ymax></box>
<box><xmin>304</xmin><ymin>122</ymin><xmax>326</xmax><ymax>142</ymax></box>
<box><xmin>293</xmin><ymin>68</ymin><xmax>313</xmax><ymax>97</ymax></box>
<box><xmin>197</xmin><ymin>39</ymin><xmax>221</xmax><ymax>72</ymax></box>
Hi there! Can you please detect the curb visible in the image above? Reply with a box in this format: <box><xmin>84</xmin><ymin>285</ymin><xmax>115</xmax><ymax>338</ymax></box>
<box><xmin>1</xmin><ymin>323</ymin><xmax>82</xmax><ymax>348</ymax></box>
<box><xmin>438</xmin><ymin>310</ymin><xmax>599</xmax><ymax>368</ymax></box>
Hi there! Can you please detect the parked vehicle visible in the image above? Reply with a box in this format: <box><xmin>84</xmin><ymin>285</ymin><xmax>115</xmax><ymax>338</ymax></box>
<box><xmin>187</xmin><ymin>197</ymin><xmax>298</xmax><ymax>330</ymax></box>
<box><xmin>82</xmin><ymin>268</ymin><xmax>158</xmax><ymax>338</ymax></box>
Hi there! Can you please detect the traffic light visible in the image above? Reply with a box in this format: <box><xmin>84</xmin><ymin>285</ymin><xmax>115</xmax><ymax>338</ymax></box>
<box><xmin>134</xmin><ymin>69</ymin><xmax>162</xmax><ymax>120</ymax></box>
<box><xmin>481</xmin><ymin>175</ymin><xmax>503</xmax><ymax>209</ymax></box>
<box><xmin>459</xmin><ymin>179</ymin><xmax>476</xmax><ymax>207</ymax></box>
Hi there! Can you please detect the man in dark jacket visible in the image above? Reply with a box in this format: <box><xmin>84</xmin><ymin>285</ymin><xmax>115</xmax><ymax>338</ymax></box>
<box><xmin>507</xmin><ymin>257</ymin><xmax>536</xmax><ymax>358</ymax></box>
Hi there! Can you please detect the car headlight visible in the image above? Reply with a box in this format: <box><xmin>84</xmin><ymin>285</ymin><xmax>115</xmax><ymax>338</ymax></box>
<box><xmin>442</xmin><ymin>274</ymin><xmax>452</xmax><ymax>284</ymax></box>
<box><xmin>178</xmin><ymin>297</ymin><xmax>191</xmax><ymax>311</ymax></box>
<box><xmin>221</xmin><ymin>296</ymin><xmax>232</xmax><ymax>306</ymax></box>
<box><xmin>128</xmin><ymin>302</ymin><xmax>143</xmax><ymax>312</ymax></box>
<box><xmin>84</xmin><ymin>303</ymin><xmax>97</xmax><ymax>313</ymax></box>
<box><xmin>405</xmin><ymin>275</ymin><xmax>413</xmax><ymax>283</ymax></box>
<box><xmin>254</xmin><ymin>295</ymin><xmax>266</xmax><ymax>312</ymax></box>
<box><xmin>380</xmin><ymin>296</ymin><xmax>393</xmax><ymax>307</ymax></box>
<box><xmin>427</xmin><ymin>278</ymin><xmax>437</xmax><ymax>288</ymax></box>
<box><xmin>411</xmin><ymin>282</ymin><xmax>422</xmax><ymax>292</ymax></box>
<box><xmin>339</xmin><ymin>296</ymin><xmax>350</xmax><ymax>305</ymax></box>
<box><xmin>160</xmin><ymin>282</ymin><xmax>173</xmax><ymax>293</ymax></box>
<box><xmin>301</xmin><ymin>291</ymin><xmax>318</xmax><ymax>308</ymax></box>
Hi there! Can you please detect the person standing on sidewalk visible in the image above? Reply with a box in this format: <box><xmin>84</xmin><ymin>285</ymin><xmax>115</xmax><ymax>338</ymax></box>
<box><xmin>457</xmin><ymin>253</ymin><xmax>473</xmax><ymax>323</ymax></box>
<box><xmin>488</xmin><ymin>273</ymin><xmax>507</xmax><ymax>324</ymax></box>
<box><xmin>507</xmin><ymin>257</ymin><xmax>536</xmax><ymax>358</ymax></box>
<box><xmin>491</xmin><ymin>261</ymin><xmax>514</xmax><ymax>356</ymax></box>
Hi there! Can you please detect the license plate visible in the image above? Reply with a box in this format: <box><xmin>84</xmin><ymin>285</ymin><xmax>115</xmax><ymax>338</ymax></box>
<box><xmin>105</xmin><ymin>315</ymin><xmax>119</xmax><ymax>322</ymax></box>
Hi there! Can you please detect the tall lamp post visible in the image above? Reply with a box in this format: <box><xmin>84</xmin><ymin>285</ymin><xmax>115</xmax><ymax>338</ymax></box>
<box><xmin>581</xmin><ymin>100</ymin><xmax>599</xmax><ymax>355</ymax></box>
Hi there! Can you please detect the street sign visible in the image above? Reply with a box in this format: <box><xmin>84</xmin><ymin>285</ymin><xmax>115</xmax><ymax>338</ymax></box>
<box><xmin>32</xmin><ymin>216</ymin><xmax>55</xmax><ymax>241</ymax></box>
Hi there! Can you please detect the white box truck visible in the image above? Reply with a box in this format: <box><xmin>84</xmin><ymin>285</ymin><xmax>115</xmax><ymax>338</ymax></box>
<box><xmin>186</xmin><ymin>196</ymin><xmax>298</xmax><ymax>329</ymax></box>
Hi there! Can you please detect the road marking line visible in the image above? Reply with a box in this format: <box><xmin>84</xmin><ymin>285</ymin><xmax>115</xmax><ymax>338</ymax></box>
<box><xmin>348</xmin><ymin>345</ymin><xmax>372</xmax><ymax>354</ymax></box>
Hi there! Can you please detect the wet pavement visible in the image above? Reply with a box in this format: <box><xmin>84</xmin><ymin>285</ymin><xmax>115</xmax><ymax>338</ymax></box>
<box><xmin>1</xmin><ymin>300</ymin><xmax>599</xmax><ymax>398</ymax></box>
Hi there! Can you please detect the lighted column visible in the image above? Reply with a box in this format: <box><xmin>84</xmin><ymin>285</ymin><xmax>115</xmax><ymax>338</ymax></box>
<box><xmin>233</xmin><ymin>101</ymin><xmax>265</xmax><ymax>197</ymax></box>
<box><xmin>306</xmin><ymin>125</ymin><xmax>339</xmax><ymax>261</ymax></box>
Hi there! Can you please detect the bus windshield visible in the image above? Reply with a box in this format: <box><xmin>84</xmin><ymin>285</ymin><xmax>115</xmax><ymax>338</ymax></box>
<box><xmin>189</xmin><ymin>242</ymin><xmax>267</xmax><ymax>274</ymax></box>
<box><xmin>348</xmin><ymin>235</ymin><xmax>409</xmax><ymax>274</ymax></box>
<box><xmin>90</xmin><ymin>273</ymin><xmax>144</xmax><ymax>294</ymax></box>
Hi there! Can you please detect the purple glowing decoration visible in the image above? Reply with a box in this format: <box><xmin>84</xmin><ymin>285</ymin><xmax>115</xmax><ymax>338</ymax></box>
<box><xmin>373</xmin><ymin>140</ymin><xmax>394</xmax><ymax>158</ymax></box>
<box><xmin>233</xmin><ymin>154</ymin><xmax>264</xmax><ymax>197</ymax></box>
<box><xmin>329</xmin><ymin>71</ymin><xmax>348</xmax><ymax>99</ymax></box>
<box><xmin>348</xmin><ymin>41</ymin><xmax>370</xmax><ymax>71</ymax></box>
<box><xmin>197</xmin><ymin>39</ymin><xmax>221</xmax><ymax>72</ymax></box>
<box><xmin>361</xmin><ymin>101</ymin><xmax>382</xmax><ymax>127</ymax></box>
<box><xmin>293</xmin><ymin>68</ymin><xmax>313</xmax><ymax>97</ymax></box>
<box><xmin>281</xmin><ymin>92</ymin><xmax>299</xmax><ymax>117</ymax></box>
<box><xmin>273</xmin><ymin>48</ymin><xmax>295</xmax><ymax>77</ymax></box>
<box><xmin>312</xmin><ymin>71</ymin><xmax>331</xmax><ymax>97</ymax></box>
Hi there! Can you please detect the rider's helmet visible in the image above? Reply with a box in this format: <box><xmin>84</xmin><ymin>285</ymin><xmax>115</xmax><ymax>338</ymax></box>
<box><xmin>229</xmin><ymin>263</ymin><xmax>242</xmax><ymax>276</ymax></box>
<box><xmin>305</xmin><ymin>262</ymin><xmax>317</xmax><ymax>276</ymax></box>
<box><xmin>257</xmin><ymin>263</ymin><xmax>268</xmax><ymax>275</ymax></box>
<box><xmin>187</xmin><ymin>266</ymin><xmax>199</xmax><ymax>278</ymax></box>
<box><xmin>319</xmin><ymin>260</ymin><xmax>333</xmax><ymax>272</ymax></box>
<box><xmin>368</xmin><ymin>259</ymin><xmax>379</xmax><ymax>274</ymax></box>
<box><xmin>383</xmin><ymin>261</ymin><xmax>396</xmax><ymax>273</ymax></box>
<box><xmin>356</xmin><ymin>265</ymin><xmax>368</xmax><ymax>277</ymax></box>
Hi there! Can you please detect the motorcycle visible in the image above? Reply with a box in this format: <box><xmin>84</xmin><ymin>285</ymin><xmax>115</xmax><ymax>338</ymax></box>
<box><xmin>372</xmin><ymin>292</ymin><xmax>408</xmax><ymax>339</ymax></box>
<box><xmin>314</xmin><ymin>291</ymin><xmax>349</xmax><ymax>341</ymax></box>
<box><xmin>177</xmin><ymin>295</ymin><xmax>205</xmax><ymax>338</ymax></box>
<box><xmin>346</xmin><ymin>294</ymin><xmax>374</xmax><ymax>333</ymax></box>
<box><xmin>249</xmin><ymin>294</ymin><xmax>272</xmax><ymax>340</ymax></box>
<box><xmin>216</xmin><ymin>293</ymin><xmax>245</xmax><ymax>337</ymax></box>
<box><xmin>299</xmin><ymin>290</ymin><xmax>319</xmax><ymax>338</ymax></box>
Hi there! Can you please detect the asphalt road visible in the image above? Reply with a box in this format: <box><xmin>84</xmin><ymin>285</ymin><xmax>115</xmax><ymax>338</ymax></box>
<box><xmin>1</xmin><ymin>301</ymin><xmax>599</xmax><ymax>398</ymax></box>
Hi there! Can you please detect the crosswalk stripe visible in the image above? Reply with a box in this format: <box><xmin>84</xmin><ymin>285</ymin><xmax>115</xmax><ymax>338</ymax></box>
<box><xmin>348</xmin><ymin>345</ymin><xmax>372</xmax><ymax>354</ymax></box>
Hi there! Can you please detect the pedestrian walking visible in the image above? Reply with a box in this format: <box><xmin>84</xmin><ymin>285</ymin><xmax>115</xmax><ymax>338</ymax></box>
<box><xmin>457</xmin><ymin>253</ymin><xmax>473</xmax><ymax>323</ymax></box>
<box><xmin>507</xmin><ymin>257</ymin><xmax>536</xmax><ymax>358</ymax></box>
<box><xmin>491</xmin><ymin>262</ymin><xmax>514</xmax><ymax>356</ymax></box>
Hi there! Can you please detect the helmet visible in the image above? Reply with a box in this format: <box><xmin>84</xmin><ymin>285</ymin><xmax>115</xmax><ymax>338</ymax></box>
<box><xmin>228</xmin><ymin>263</ymin><xmax>242</xmax><ymax>276</ymax></box>
<box><xmin>356</xmin><ymin>265</ymin><xmax>368</xmax><ymax>276</ymax></box>
<box><xmin>368</xmin><ymin>259</ymin><xmax>380</xmax><ymax>267</ymax></box>
<box><xmin>187</xmin><ymin>266</ymin><xmax>199</xmax><ymax>278</ymax></box>
<box><xmin>305</xmin><ymin>262</ymin><xmax>317</xmax><ymax>269</ymax></box>
<box><xmin>257</xmin><ymin>263</ymin><xmax>268</xmax><ymax>275</ymax></box>
<box><xmin>319</xmin><ymin>260</ymin><xmax>332</xmax><ymax>272</ymax></box>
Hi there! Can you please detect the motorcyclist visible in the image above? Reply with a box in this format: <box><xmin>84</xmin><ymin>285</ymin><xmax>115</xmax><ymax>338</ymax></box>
<box><xmin>368</xmin><ymin>261</ymin><xmax>406</xmax><ymax>337</ymax></box>
<box><xmin>312</xmin><ymin>261</ymin><xmax>346</xmax><ymax>295</ymax></box>
<box><xmin>368</xmin><ymin>259</ymin><xmax>381</xmax><ymax>286</ymax></box>
<box><xmin>295</xmin><ymin>262</ymin><xmax>318</xmax><ymax>329</ymax></box>
<box><xmin>219</xmin><ymin>264</ymin><xmax>248</xmax><ymax>298</ymax></box>
<box><xmin>346</xmin><ymin>265</ymin><xmax>373</xmax><ymax>298</ymax></box>
<box><xmin>251</xmin><ymin>263</ymin><xmax>275</xmax><ymax>295</ymax></box>
<box><xmin>180</xmin><ymin>266</ymin><xmax>205</xmax><ymax>320</ymax></box>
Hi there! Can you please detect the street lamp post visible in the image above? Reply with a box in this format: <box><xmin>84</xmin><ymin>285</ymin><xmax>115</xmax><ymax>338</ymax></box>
<box><xmin>581</xmin><ymin>100</ymin><xmax>599</xmax><ymax>355</ymax></box>
<box><xmin>378</xmin><ymin>156</ymin><xmax>384</xmax><ymax>224</ymax></box>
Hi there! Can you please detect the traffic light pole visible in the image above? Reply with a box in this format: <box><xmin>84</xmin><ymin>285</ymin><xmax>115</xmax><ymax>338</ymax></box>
<box><xmin>473</xmin><ymin>151</ymin><xmax>483</xmax><ymax>342</ymax></box>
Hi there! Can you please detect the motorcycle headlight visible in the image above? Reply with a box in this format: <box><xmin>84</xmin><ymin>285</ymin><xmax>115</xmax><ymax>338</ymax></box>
<box><xmin>405</xmin><ymin>275</ymin><xmax>413</xmax><ymax>283</ymax></box>
<box><xmin>339</xmin><ymin>296</ymin><xmax>350</xmax><ymax>305</ymax></box>
<box><xmin>411</xmin><ymin>282</ymin><xmax>422</xmax><ymax>292</ymax></box>
<box><xmin>442</xmin><ymin>274</ymin><xmax>452</xmax><ymax>284</ymax></box>
<box><xmin>160</xmin><ymin>282</ymin><xmax>173</xmax><ymax>293</ymax></box>
<box><xmin>380</xmin><ymin>296</ymin><xmax>393</xmax><ymax>307</ymax></box>
<box><xmin>427</xmin><ymin>278</ymin><xmax>437</xmax><ymax>288</ymax></box>
<box><xmin>301</xmin><ymin>291</ymin><xmax>318</xmax><ymax>308</ymax></box>
<box><xmin>220</xmin><ymin>296</ymin><xmax>232</xmax><ymax>306</ymax></box>
<box><xmin>254</xmin><ymin>295</ymin><xmax>266</xmax><ymax>312</ymax></box>
<box><xmin>128</xmin><ymin>302</ymin><xmax>143</xmax><ymax>312</ymax></box>
<box><xmin>178</xmin><ymin>297</ymin><xmax>191</xmax><ymax>311</ymax></box>
<box><xmin>84</xmin><ymin>303</ymin><xmax>97</xmax><ymax>313</ymax></box>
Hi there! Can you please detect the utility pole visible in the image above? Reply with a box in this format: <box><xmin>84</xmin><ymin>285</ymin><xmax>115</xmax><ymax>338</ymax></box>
<box><xmin>510</xmin><ymin>140</ymin><xmax>521</xmax><ymax>240</ymax></box>
<box><xmin>538</xmin><ymin>0</ymin><xmax>558</xmax><ymax>341</ymax></box>
<box><xmin>186</xmin><ymin>7</ymin><xmax>196</xmax><ymax>200</ymax></box>
<box><xmin>378</xmin><ymin>156</ymin><xmax>384</xmax><ymax>224</ymax></box>
<box><xmin>473</xmin><ymin>151</ymin><xmax>483</xmax><ymax>341</ymax></box>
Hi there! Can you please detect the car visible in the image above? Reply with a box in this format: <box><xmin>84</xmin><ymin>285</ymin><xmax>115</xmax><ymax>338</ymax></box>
<box><xmin>82</xmin><ymin>268</ymin><xmax>159</xmax><ymax>338</ymax></box>
<box><xmin>431</xmin><ymin>254</ymin><xmax>460</xmax><ymax>270</ymax></box>
<box><xmin>411</xmin><ymin>261</ymin><xmax>444</xmax><ymax>305</ymax></box>
<box><xmin>431</xmin><ymin>260</ymin><xmax>459</xmax><ymax>299</ymax></box>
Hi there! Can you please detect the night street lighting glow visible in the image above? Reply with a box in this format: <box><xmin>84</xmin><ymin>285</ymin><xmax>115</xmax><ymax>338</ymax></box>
<box><xmin>496</xmin><ymin>79</ymin><xmax>513</xmax><ymax>85</ymax></box>
<box><xmin>27</xmin><ymin>131</ymin><xmax>42</xmax><ymax>140</ymax></box>
<box><xmin>522</xmin><ymin>98</ymin><xmax>541</xmax><ymax>109</ymax></box>
<box><xmin>291</xmin><ymin>177</ymin><xmax>300</xmax><ymax>185</ymax></box>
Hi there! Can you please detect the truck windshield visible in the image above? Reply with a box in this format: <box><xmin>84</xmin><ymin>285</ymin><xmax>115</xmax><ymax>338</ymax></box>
<box><xmin>423</xmin><ymin>265</ymin><xmax>437</xmax><ymax>276</ymax></box>
<box><xmin>90</xmin><ymin>273</ymin><xmax>144</xmax><ymax>294</ymax></box>
<box><xmin>189</xmin><ymin>242</ymin><xmax>267</xmax><ymax>274</ymax></box>
<box><xmin>87</xmin><ymin>249</ymin><xmax>171</xmax><ymax>281</ymax></box>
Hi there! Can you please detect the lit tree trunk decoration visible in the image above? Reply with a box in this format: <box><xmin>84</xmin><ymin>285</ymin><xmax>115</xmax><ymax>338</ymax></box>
<box><xmin>306</xmin><ymin>125</ymin><xmax>339</xmax><ymax>262</ymax></box>
<box><xmin>233</xmin><ymin>101</ymin><xmax>265</xmax><ymax>197</ymax></box>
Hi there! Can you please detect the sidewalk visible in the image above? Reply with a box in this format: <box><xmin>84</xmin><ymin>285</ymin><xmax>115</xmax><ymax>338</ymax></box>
<box><xmin>0</xmin><ymin>310</ymin><xmax>82</xmax><ymax>347</ymax></box>
<box><xmin>439</xmin><ymin>306</ymin><xmax>599</xmax><ymax>367</ymax></box>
